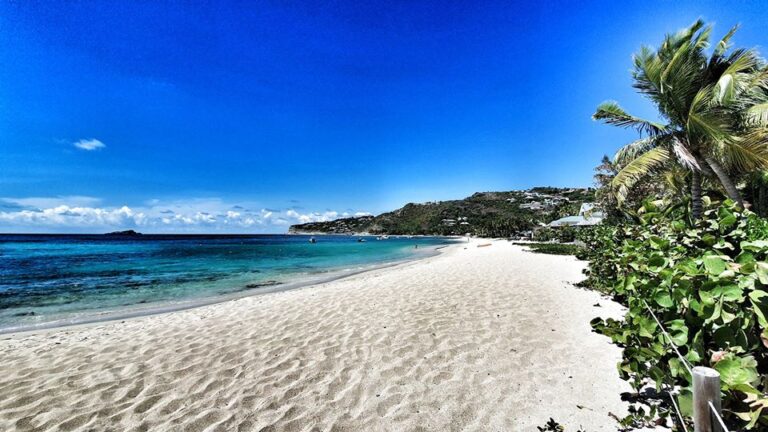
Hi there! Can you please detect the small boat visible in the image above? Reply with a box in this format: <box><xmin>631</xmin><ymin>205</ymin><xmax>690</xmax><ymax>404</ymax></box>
<box><xmin>309</xmin><ymin>237</ymin><xmax>317</xmax><ymax>243</ymax></box>
<box><xmin>357</xmin><ymin>238</ymin><xmax>366</xmax><ymax>242</ymax></box>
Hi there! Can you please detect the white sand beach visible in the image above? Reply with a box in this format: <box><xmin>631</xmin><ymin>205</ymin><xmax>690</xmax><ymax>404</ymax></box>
<box><xmin>0</xmin><ymin>239</ymin><xmax>633</xmax><ymax>431</ymax></box>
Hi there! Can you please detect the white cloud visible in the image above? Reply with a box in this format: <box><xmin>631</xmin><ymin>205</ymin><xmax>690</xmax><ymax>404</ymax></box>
<box><xmin>283</xmin><ymin>210</ymin><xmax>347</xmax><ymax>224</ymax></box>
<box><xmin>73</xmin><ymin>138</ymin><xmax>106</xmax><ymax>151</ymax></box>
<box><xmin>0</xmin><ymin>205</ymin><xmax>140</xmax><ymax>228</ymax></box>
<box><xmin>0</xmin><ymin>196</ymin><xmax>370</xmax><ymax>233</ymax></box>
<box><xmin>1</xmin><ymin>196</ymin><xmax>101</xmax><ymax>209</ymax></box>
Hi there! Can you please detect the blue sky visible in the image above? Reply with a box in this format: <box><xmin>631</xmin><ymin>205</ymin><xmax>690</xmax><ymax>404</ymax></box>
<box><xmin>1</xmin><ymin>1</ymin><xmax>767</xmax><ymax>233</ymax></box>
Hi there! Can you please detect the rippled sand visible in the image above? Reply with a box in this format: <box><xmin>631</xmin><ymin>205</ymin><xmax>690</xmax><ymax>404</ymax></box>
<box><xmin>0</xmin><ymin>239</ymin><xmax>632</xmax><ymax>431</ymax></box>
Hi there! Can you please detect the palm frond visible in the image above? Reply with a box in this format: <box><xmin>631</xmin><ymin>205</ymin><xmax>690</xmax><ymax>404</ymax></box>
<box><xmin>632</xmin><ymin>48</ymin><xmax>665</xmax><ymax>107</ymax></box>
<box><xmin>593</xmin><ymin>101</ymin><xmax>666</xmax><ymax>136</ymax></box>
<box><xmin>713</xmin><ymin>50</ymin><xmax>759</xmax><ymax>105</ymax></box>
<box><xmin>671</xmin><ymin>137</ymin><xmax>701</xmax><ymax>170</ymax></box>
<box><xmin>713</xmin><ymin>25</ymin><xmax>739</xmax><ymax>59</ymax></box>
<box><xmin>746</xmin><ymin>103</ymin><xmax>768</xmax><ymax>126</ymax></box>
<box><xmin>687</xmin><ymin>86</ymin><xmax>735</xmax><ymax>143</ymax></box>
<box><xmin>613</xmin><ymin>137</ymin><xmax>658</xmax><ymax>167</ymax></box>
<box><xmin>635</xmin><ymin>23</ymin><xmax>708</xmax><ymax>124</ymax></box>
<box><xmin>612</xmin><ymin>147</ymin><xmax>672</xmax><ymax>202</ymax></box>
<box><xmin>721</xmin><ymin>135</ymin><xmax>768</xmax><ymax>172</ymax></box>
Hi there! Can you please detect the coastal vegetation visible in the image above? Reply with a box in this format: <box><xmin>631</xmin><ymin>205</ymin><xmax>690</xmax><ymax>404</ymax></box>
<box><xmin>289</xmin><ymin>188</ymin><xmax>595</xmax><ymax>237</ymax></box>
<box><xmin>583</xmin><ymin>200</ymin><xmax>768</xmax><ymax>429</ymax></box>
<box><xmin>584</xmin><ymin>20</ymin><xmax>768</xmax><ymax>430</ymax></box>
<box><xmin>512</xmin><ymin>242</ymin><xmax>582</xmax><ymax>256</ymax></box>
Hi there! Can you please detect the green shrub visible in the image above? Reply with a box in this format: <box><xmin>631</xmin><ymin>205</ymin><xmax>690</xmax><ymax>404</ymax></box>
<box><xmin>533</xmin><ymin>226</ymin><xmax>578</xmax><ymax>242</ymax></box>
<box><xmin>582</xmin><ymin>199</ymin><xmax>768</xmax><ymax>429</ymax></box>
<box><xmin>512</xmin><ymin>242</ymin><xmax>582</xmax><ymax>256</ymax></box>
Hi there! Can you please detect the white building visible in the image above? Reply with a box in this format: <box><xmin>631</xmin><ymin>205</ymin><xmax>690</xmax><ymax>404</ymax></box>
<box><xmin>548</xmin><ymin>202</ymin><xmax>604</xmax><ymax>227</ymax></box>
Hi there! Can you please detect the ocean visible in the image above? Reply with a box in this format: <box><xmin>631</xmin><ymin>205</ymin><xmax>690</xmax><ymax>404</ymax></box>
<box><xmin>0</xmin><ymin>234</ymin><xmax>454</xmax><ymax>333</ymax></box>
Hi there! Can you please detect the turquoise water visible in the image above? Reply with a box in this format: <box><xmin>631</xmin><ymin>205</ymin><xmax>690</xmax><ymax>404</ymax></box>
<box><xmin>0</xmin><ymin>234</ymin><xmax>453</xmax><ymax>332</ymax></box>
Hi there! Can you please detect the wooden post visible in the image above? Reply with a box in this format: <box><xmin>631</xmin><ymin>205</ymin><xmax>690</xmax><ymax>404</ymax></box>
<box><xmin>693</xmin><ymin>366</ymin><xmax>723</xmax><ymax>432</ymax></box>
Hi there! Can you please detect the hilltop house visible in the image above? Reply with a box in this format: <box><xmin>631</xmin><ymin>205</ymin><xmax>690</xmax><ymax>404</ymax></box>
<box><xmin>548</xmin><ymin>203</ymin><xmax>604</xmax><ymax>227</ymax></box>
<box><xmin>520</xmin><ymin>202</ymin><xmax>545</xmax><ymax>211</ymax></box>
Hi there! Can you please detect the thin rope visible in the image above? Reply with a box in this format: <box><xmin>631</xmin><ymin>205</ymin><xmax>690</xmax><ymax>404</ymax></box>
<box><xmin>668</xmin><ymin>390</ymin><xmax>689</xmax><ymax>432</ymax></box>
<box><xmin>642</xmin><ymin>300</ymin><xmax>694</xmax><ymax>374</ymax></box>
<box><xmin>641</xmin><ymin>301</ymin><xmax>730</xmax><ymax>431</ymax></box>
<box><xmin>709</xmin><ymin>401</ymin><xmax>730</xmax><ymax>432</ymax></box>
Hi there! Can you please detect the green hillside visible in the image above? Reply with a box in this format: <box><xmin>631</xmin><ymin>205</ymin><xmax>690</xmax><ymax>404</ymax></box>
<box><xmin>289</xmin><ymin>187</ymin><xmax>595</xmax><ymax>237</ymax></box>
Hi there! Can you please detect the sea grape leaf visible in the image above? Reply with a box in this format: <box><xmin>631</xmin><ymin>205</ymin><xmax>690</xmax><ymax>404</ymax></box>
<box><xmin>713</xmin><ymin>325</ymin><xmax>747</xmax><ymax>349</ymax></box>
<box><xmin>702</xmin><ymin>233</ymin><xmax>717</xmax><ymax>246</ymax></box>
<box><xmin>707</xmin><ymin>300</ymin><xmax>723</xmax><ymax>323</ymax></box>
<box><xmin>671</xmin><ymin>220</ymin><xmax>686</xmax><ymax>231</ymax></box>
<box><xmin>677</xmin><ymin>258</ymin><xmax>699</xmax><ymax>275</ymax></box>
<box><xmin>647</xmin><ymin>254</ymin><xmax>667</xmax><ymax>272</ymax></box>
<box><xmin>649</xmin><ymin>235</ymin><xmax>668</xmax><ymax>250</ymax></box>
<box><xmin>635</xmin><ymin>315</ymin><xmax>658</xmax><ymax>338</ymax></box>
<box><xmin>666</xmin><ymin>319</ymin><xmax>688</xmax><ymax>345</ymax></box>
<box><xmin>749</xmin><ymin>290</ymin><xmax>768</xmax><ymax>328</ymax></box>
<box><xmin>739</xmin><ymin>261</ymin><xmax>757</xmax><ymax>274</ymax></box>
<box><xmin>668</xmin><ymin>357</ymin><xmax>684</xmax><ymax>377</ymax></box>
<box><xmin>741</xmin><ymin>240</ymin><xmax>768</xmax><ymax>252</ymax></box>
<box><xmin>703</xmin><ymin>255</ymin><xmax>727</xmax><ymax>275</ymax></box>
<box><xmin>721</xmin><ymin>308</ymin><xmax>737</xmax><ymax>324</ymax></box>
<box><xmin>736</xmin><ymin>252</ymin><xmax>756</xmax><ymax>265</ymax></box>
<box><xmin>713</xmin><ymin>283</ymin><xmax>743</xmax><ymax>302</ymax></box>
<box><xmin>654</xmin><ymin>291</ymin><xmax>674</xmax><ymax>308</ymax></box>
<box><xmin>714</xmin><ymin>356</ymin><xmax>759</xmax><ymax>387</ymax></box>
<box><xmin>755</xmin><ymin>262</ymin><xmax>768</xmax><ymax>284</ymax></box>
<box><xmin>700</xmin><ymin>289</ymin><xmax>716</xmax><ymax>306</ymax></box>
<box><xmin>719</xmin><ymin>214</ymin><xmax>738</xmax><ymax>230</ymax></box>
<box><xmin>689</xmin><ymin>298</ymin><xmax>703</xmax><ymax>314</ymax></box>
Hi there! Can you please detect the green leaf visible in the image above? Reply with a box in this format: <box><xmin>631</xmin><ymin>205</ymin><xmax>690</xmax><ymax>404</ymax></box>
<box><xmin>755</xmin><ymin>262</ymin><xmax>768</xmax><ymax>284</ymax></box>
<box><xmin>703</xmin><ymin>255</ymin><xmax>727</xmax><ymax>275</ymax></box>
<box><xmin>635</xmin><ymin>315</ymin><xmax>658</xmax><ymax>338</ymax></box>
<box><xmin>667</xmin><ymin>319</ymin><xmax>689</xmax><ymax>345</ymax></box>
<box><xmin>654</xmin><ymin>291</ymin><xmax>674</xmax><ymax>308</ymax></box>
<box><xmin>677</xmin><ymin>258</ymin><xmax>700</xmax><ymax>275</ymax></box>
<box><xmin>718</xmin><ymin>206</ymin><xmax>738</xmax><ymax>229</ymax></box>
<box><xmin>649</xmin><ymin>235</ymin><xmax>669</xmax><ymax>250</ymax></box>
<box><xmin>736</xmin><ymin>252</ymin><xmax>756</xmax><ymax>265</ymax></box>
<box><xmin>741</xmin><ymin>240</ymin><xmax>768</xmax><ymax>252</ymax></box>
<box><xmin>714</xmin><ymin>355</ymin><xmax>759</xmax><ymax>387</ymax></box>
<box><xmin>702</xmin><ymin>233</ymin><xmax>717</xmax><ymax>246</ymax></box>
<box><xmin>749</xmin><ymin>290</ymin><xmax>768</xmax><ymax>327</ymax></box>
<box><xmin>713</xmin><ymin>284</ymin><xmax>743</xmax><ymax>302</ymax></box>
<box><xmin>647</xmin><ymin>254</ymin><xmax>667</xmax><ymax>272</ymax></box>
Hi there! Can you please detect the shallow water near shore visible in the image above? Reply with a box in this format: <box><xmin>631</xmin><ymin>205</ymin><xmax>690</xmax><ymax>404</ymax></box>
<box><xmin>0</xmin><ymin>234</ymin><xmax>453</xmax><ymax>332</ymax></box>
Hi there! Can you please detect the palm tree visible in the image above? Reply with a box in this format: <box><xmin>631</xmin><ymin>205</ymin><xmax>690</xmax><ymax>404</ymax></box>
<box><xmin>593</xmin><ymin>20</ymin><xmax>768</xmax><ymax>219</ymax></box>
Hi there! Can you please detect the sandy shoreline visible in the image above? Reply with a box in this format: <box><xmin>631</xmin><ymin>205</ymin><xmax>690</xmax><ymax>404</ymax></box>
<box><xmin>0</xmin><ymin>245</ymin><xmax>446</xmax><ymax>337</ymax></box>
<box><xmin>0</xmin><ymin>239</ymin><xmax>632</xmax><ymax>431</ymax></box>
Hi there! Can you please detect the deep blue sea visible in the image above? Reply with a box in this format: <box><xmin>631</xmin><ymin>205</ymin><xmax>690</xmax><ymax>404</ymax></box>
<box><xmin>0</xmin><ymin>234</ymin><xmax>453</xmax><ymax>333</ymax></box>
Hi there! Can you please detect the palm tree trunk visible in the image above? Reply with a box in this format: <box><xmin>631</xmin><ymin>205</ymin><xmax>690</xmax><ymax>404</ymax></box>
<box><xmin>691</xmin><ymin>170</ymin><xmax>703</xmax><ymax>220</ymax></box>
<box><xmin>703</xmin><ymin>156</ymin><xmax>745</xmax><ymax>209</ymax></box>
